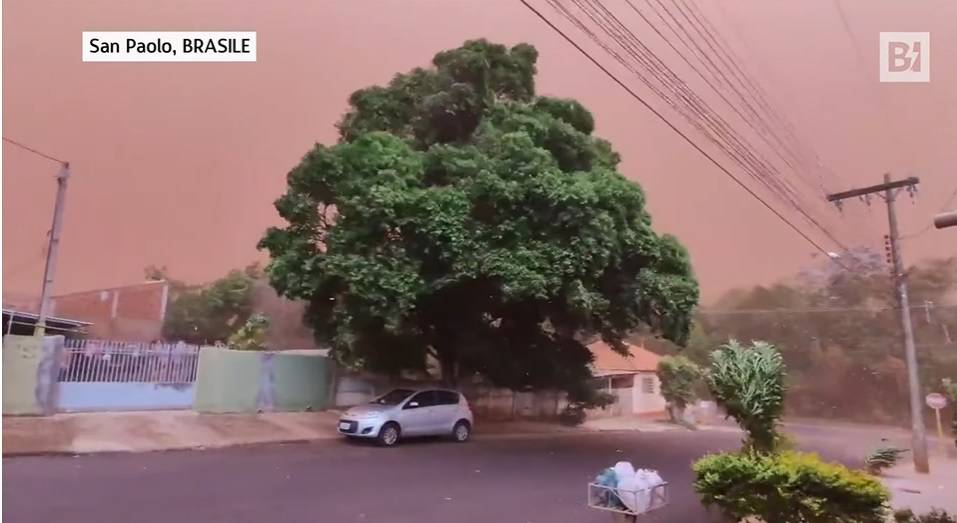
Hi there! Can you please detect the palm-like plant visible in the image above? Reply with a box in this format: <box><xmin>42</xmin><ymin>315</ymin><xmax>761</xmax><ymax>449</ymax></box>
<box><xmin>865</xmin><ymin>446</ymin><xmax>909</xmax><ymax>475</ymax></box>
<box><xmin>706</xmin><ymin>339</ymin><xmax>787</xmax><ymax>452</ymax></box>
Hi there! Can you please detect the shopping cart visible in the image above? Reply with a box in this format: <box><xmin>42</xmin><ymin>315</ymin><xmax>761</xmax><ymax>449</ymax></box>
<box><xmin>587</xmin><ymin>481</ymin><xmax>668</xmax><ymax>522</ymax></box>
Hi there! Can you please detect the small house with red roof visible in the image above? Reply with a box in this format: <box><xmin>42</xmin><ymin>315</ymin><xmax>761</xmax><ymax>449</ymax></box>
<box><xmin>588</xmin><ymin>340</ymin><xmax>666</xmax><ymax>416</ymax></box>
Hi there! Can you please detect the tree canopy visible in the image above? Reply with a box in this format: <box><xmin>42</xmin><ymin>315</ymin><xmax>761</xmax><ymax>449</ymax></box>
<box><xmin>259</xmin><ymin>40</ymin><xmax>699</xmax><ymax>402</ymax></box>
<box><xmin>680</xmin><ymin>253</ymin><xmax>957</xmax><ymax>423</ymax></box>
<box><xmin>162</xmin><ymin>267</ymin><xmax>258</xmax><ymax>344</ymax></box>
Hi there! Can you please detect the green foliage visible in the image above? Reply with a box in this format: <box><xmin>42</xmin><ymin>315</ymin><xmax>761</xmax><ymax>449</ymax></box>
<box><xmin>865</xmin><ymin>446</ymin><xmax>909</xmax><ymax>475</ymax></box>
<box><xmin>697</xmin><ymin>253</ymin><xmax>957</xmax><ymax>424</ymax></box>
<box><xmin>706</xmin><ymin>340</ymin><xmax>786</xmax><ymax>452</ymax></box>
<box><xmin>162</xmin><ymin>269</ymin><xmax>256</xmax><ymax>344</ymax></box>
<box><xmin>944</xmin><ymin>378</ymin><xmax>957</xmax><ymax>403</ymax></box>
<box><xmin>945</xmin><ymin>379</ymin><xmax>957</xmax><ymax>449</ymax></box>
<box><xmin>228</xmin><ymin>314</ymin><xmax>270</xmax><ymax>351</ymax></box>
<box><xmin>894</xmin><ymin>508</ymin><xmax>957</xmax><ymax>523</ymax></box>
<box><xmin>693</xmin><ymin>451</ymin><xmax>889</xmax><ymax>523</ymax></box>
<box><xmin>259</xmin><ymin>40</ymin><xmax>699</xmax><ymax>403</ymax></box>
<box><xmin>144</xmin><ymin>264</ymin><xmax>169</xmax><ymax>281</ymax></box>
<box><xmin>657</xmin><ymin>355</ymin><xmax>701</xmax><ymax>421</ymax></box>
<box><xmin>865</xmin><ymin>446</ymin><xmax>907</xmax><ymax>476</ymax></box>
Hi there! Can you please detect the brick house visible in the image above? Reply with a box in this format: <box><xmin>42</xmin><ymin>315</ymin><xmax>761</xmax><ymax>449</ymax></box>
<box><xmin>49</xmin><ymin>281</ymin><xmax>170</xmax><ymax>341</ymax></box>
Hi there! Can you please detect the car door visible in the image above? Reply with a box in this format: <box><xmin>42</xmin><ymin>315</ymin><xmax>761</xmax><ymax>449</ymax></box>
<box><xmin>429</xmin><ymin>390</ymin><xmax>460</xmax><ymax>435</ymax></box>
<box><xmin>397</xmin><ymin>390</ymin><xmax>436</xmax><ymax>436</ymax></box>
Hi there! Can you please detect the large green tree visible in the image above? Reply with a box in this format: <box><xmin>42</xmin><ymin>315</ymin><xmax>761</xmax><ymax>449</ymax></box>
<box><xmin>259</xmin><ymin>40</ymin><xmax>699</xmax><ymax>402</ymax></box>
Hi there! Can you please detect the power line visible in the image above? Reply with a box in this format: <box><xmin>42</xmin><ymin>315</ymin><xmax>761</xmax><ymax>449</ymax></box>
<box><xmin>520</xmin><ymin>0</ymin><xmax>851</xmax><ymax>266</ymax></box>
<box><xmin>699</xmin><ymin>303</ymin><xmax>957</xmax><ymax>316</ymax></box>
<box><xmin>576</xmin><ymin>0</ymin><xmax>802</xmax><ymax>206</ymax></box>
<box><xmin>670</xmin><ymin>0</ymin><xmax>834</xmax><ymax>192</ymax></box>
<box><xmin>618</xmin><ymin>0</ymin><xmax>850</xmax><ymax>246</ymax></box>
<box><xmin>580</xmin><ymin>0</ymin><xmax>799</xmax><ymax>204</ymax></box>
<box><xmin>554</xmin><ymin>0</ymin><xmax>852</xmax><ymax>252</ymax></box>
<box><xmin>625</xmin><ymin>0</ymin><xmax>803</xmax><ymax>180</ymax></box>
<box><xmin>901</xmin><ymin>185</ymin><xmax>957</xmax><ymax>240</ymax></box>
<box><xmin>2</xmin><ymin>137</ymin><xmax>68</xmax><ymax>165</ymax></box>
<box><xmin>706</xmin><ymin>1</ymin><xmax>885</xmax><ymax>250</ymax></box>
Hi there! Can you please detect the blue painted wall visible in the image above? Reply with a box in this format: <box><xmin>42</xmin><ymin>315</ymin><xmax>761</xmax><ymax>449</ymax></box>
<box><xmin>58</xmin><ymin>382</ymin><xmax>195</xmax><ymax>412</ymax></box>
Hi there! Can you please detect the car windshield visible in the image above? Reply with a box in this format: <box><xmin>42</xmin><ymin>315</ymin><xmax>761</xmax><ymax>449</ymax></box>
<box><xmin>371</xmin><ymin>389</ymin><xmax>415</xmax><ymax>406</ymax></box>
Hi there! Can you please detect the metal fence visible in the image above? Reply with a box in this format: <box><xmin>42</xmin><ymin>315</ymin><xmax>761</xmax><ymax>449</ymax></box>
<box><xmin>59</xmin><ymin>339</ymin><xmax>201</xmax><ymax>384</ymax></box>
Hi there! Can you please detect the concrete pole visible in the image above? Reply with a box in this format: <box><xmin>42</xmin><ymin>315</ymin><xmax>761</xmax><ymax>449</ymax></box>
<box><xmin>884</xmin><ymin>173</ymin><xmax>930</xmax><ymax>473</ymax></box>
<box><xmin>35</xmin><ymin>163</ymin><xmax>70</xmax><ymax>337</ymax></box>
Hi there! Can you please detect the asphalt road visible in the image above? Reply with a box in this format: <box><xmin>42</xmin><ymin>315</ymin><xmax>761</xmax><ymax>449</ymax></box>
<box><xmin>4</xmin><ymin>428</ymin><xmax>865</xmax><ymax>523</ymax></box>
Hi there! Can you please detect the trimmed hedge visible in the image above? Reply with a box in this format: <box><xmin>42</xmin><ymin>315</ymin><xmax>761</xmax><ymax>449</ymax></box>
<box><xmin>693</xmin><ymin>451</ymin><xmax>889</xmax><ymax>523</ymax></box>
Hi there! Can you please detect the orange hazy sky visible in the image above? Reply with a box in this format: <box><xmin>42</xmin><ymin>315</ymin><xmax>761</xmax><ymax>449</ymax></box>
<box><xmin>3</xmin><ymin>0</ymin><xmax>955</xmax><ymax>304</ymax></box>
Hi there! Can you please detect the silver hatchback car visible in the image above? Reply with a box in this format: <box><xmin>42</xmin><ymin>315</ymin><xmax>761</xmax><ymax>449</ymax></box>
<box><xmin>337</xmin><ymin>388</ymin><xmax>474</xmax><ymax>446</ymax></box>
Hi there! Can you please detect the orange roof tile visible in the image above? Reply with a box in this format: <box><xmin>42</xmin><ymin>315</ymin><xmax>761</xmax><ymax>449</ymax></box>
<box><xmin>588</xmin><ymin>340</ymin><xmax>661</xmax><ymax>375</ymax></box>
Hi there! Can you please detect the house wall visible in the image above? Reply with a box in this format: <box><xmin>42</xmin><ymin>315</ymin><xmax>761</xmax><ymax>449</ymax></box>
<box><xmin>632</xmin><ymin>371</ymin><xmax>666</xmax><ymax>414</ymax></box>
<box><xmin>50</xmin><ymin>282</ymin><xmax>169</xmax><ymax>341</ymax></box>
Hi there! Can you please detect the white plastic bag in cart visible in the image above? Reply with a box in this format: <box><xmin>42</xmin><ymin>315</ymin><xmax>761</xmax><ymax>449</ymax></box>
<box><xmin>614</xmin><ymin>464</ymin><xmax>664</xmax><ymax>513</ymax></box>
<box><xmin>635</xmin><ymin>469</ymin><xmax>664</xmax><ymax>512</ymax></box>
<box><xmin>613</xmin><ymin>461</ymin><xmax>635</xmax><ymax>479</ymax></box>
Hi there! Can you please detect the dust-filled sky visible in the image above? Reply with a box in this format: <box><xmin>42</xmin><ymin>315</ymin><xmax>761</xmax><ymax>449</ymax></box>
<box><xmin>3</xmin><ymin>0</ymin><xmax>955</xmax><ymax>305</ymax></box>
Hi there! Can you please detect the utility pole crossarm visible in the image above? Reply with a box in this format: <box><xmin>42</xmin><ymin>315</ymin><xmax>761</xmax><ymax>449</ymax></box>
<box><xmin>826</xmin><ymin>176</ymin><xmax>920</xmax><ymax>202</ymax></box>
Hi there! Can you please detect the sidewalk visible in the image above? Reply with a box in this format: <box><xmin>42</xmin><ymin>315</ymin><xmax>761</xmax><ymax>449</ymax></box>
<box><xmin>3</xmin><ymin>410</ymin><xmax>344</xmax><ymax>455</ymax></box>
<box><xmin>881</xmin><ymin>450</ymin><xmax>957</xmax><ymax>515</ymax></box>
<box><xmin>3</xmin><ymin>411</ymin><xmax>599</xmax><ymax>456</ymax></box>
<box><xmin>581</xmin><ymin>415</ymin><xmax>686</xmax><ymax>433</ymax></box>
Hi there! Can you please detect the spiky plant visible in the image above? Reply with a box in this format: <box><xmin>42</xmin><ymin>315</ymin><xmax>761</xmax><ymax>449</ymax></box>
<box><xmin>865</xmin><ymin>446</ymin><xmax>909</xmax><ymax>475</ymax></box>
<box><xmin>706</xmin><ymin>339</ymin><xmax>787</xmax><ymax>453</ymax></box>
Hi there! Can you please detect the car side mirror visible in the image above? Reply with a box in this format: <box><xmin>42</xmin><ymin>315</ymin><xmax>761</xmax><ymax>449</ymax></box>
<box><xmin>405</xmin><ymin>401</ymin><xmax>419</xmax><ymax>409</ymax></box>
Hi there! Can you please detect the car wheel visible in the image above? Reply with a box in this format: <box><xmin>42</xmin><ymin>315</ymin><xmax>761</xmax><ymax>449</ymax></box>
<box><xmin>378</xmin><ymin>422</ymin><xmax>400</xmax><ymax>447</ymax></box>
<box><xmin>452</xmin><ymin>420</ymin><xmax>471</xmax><ymax>442</ymax></box>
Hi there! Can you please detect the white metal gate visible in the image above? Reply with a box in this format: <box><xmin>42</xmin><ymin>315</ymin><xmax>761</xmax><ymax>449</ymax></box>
<box><xmin>57</xmin><ymin>339</ymin><xmax>201</xmax><ymax>412</ymax></box>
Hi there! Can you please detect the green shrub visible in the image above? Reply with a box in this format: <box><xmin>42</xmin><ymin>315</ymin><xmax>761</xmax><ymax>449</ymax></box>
<box><xmin>557</xmin><ymin>403</ymin><xmax>587</xmax><ymax>426</ymax></box>
<box><xmin>894</xmin><ymin>508</ymin><xmax>957</xmax><ymax>523</ymax></box>
<box><xmin>706</xmin><ymin>339</ymin><xmax>787</xmax><ymax>452</ymax></box>
<box><xmin>693</xmin><ymin>451</ymin><xmax>889</xmax><ymax>523</ymax></box>
<box><xmin>227</xmin><ymin>314</ymin><xmax>270</xmax><ymax>351</ymax></box>
<box><xmin>657</xmin><ymin>355</ymin><xmax>702</xmax><ymax>424</ymax></box>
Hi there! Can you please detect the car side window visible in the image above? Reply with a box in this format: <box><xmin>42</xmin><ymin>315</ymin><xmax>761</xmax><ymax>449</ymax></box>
<box><xmin>404</xmin><ymin>391</ymin><xmax>435</xmax><ymax>409</ymax></box>
<box><xmin>436</xmin><ymin>391</ymin><xmax>459</xmax><ymax>405</ymax></box>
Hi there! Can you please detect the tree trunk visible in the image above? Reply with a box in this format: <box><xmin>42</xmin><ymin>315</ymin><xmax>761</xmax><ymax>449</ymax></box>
<box><xmin>668</xmin><ymin>404</ymin><xmax>685</xmax><ymax>424</ymax></box>
<box><xmin>439</xmin><ymin>355</ymin><xmax>458</xmax><ymax>387</ymax></box>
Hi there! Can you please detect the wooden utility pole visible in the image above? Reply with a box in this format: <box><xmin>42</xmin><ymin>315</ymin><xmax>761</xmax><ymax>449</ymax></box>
<box><xmin>827</xmin><ymin>174</ymin><xmax>929</xmax><ymax>473</ymax></box>
<box><xmin>35</xmin><ymin>162</ymin><xmax>71</xmax><ymax>337</ymax></box>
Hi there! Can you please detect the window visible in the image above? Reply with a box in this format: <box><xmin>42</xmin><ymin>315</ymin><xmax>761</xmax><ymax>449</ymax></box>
<box><xmin>641</xmin><ymin>376</ymin><xmax>655</xmax><ymax>394</ymax></box>
<box><xmin>404</xmin><ymin>390</ymin><xmax>436</xmax><ymax>409</ymax></box>
<box><xmin>435</xmin><ymin>390</ymin><xmax>460</xmax><ymax>405</ymax></box>
<box><xmin>611</xmin><ymin>375</ymin><xmax>634</xmax><ymax>389</ymax></box>
<box><xmin>371</xmin><ymin>389</ymin><xmax>415</xmax><ymax>406</ymax></box>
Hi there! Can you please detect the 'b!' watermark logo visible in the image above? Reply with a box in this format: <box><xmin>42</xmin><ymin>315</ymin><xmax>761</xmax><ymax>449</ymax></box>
<box><xmin>880</xmin><ymin>32</ymin><xmax>930</xmax><ymax>83</ymax></box>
